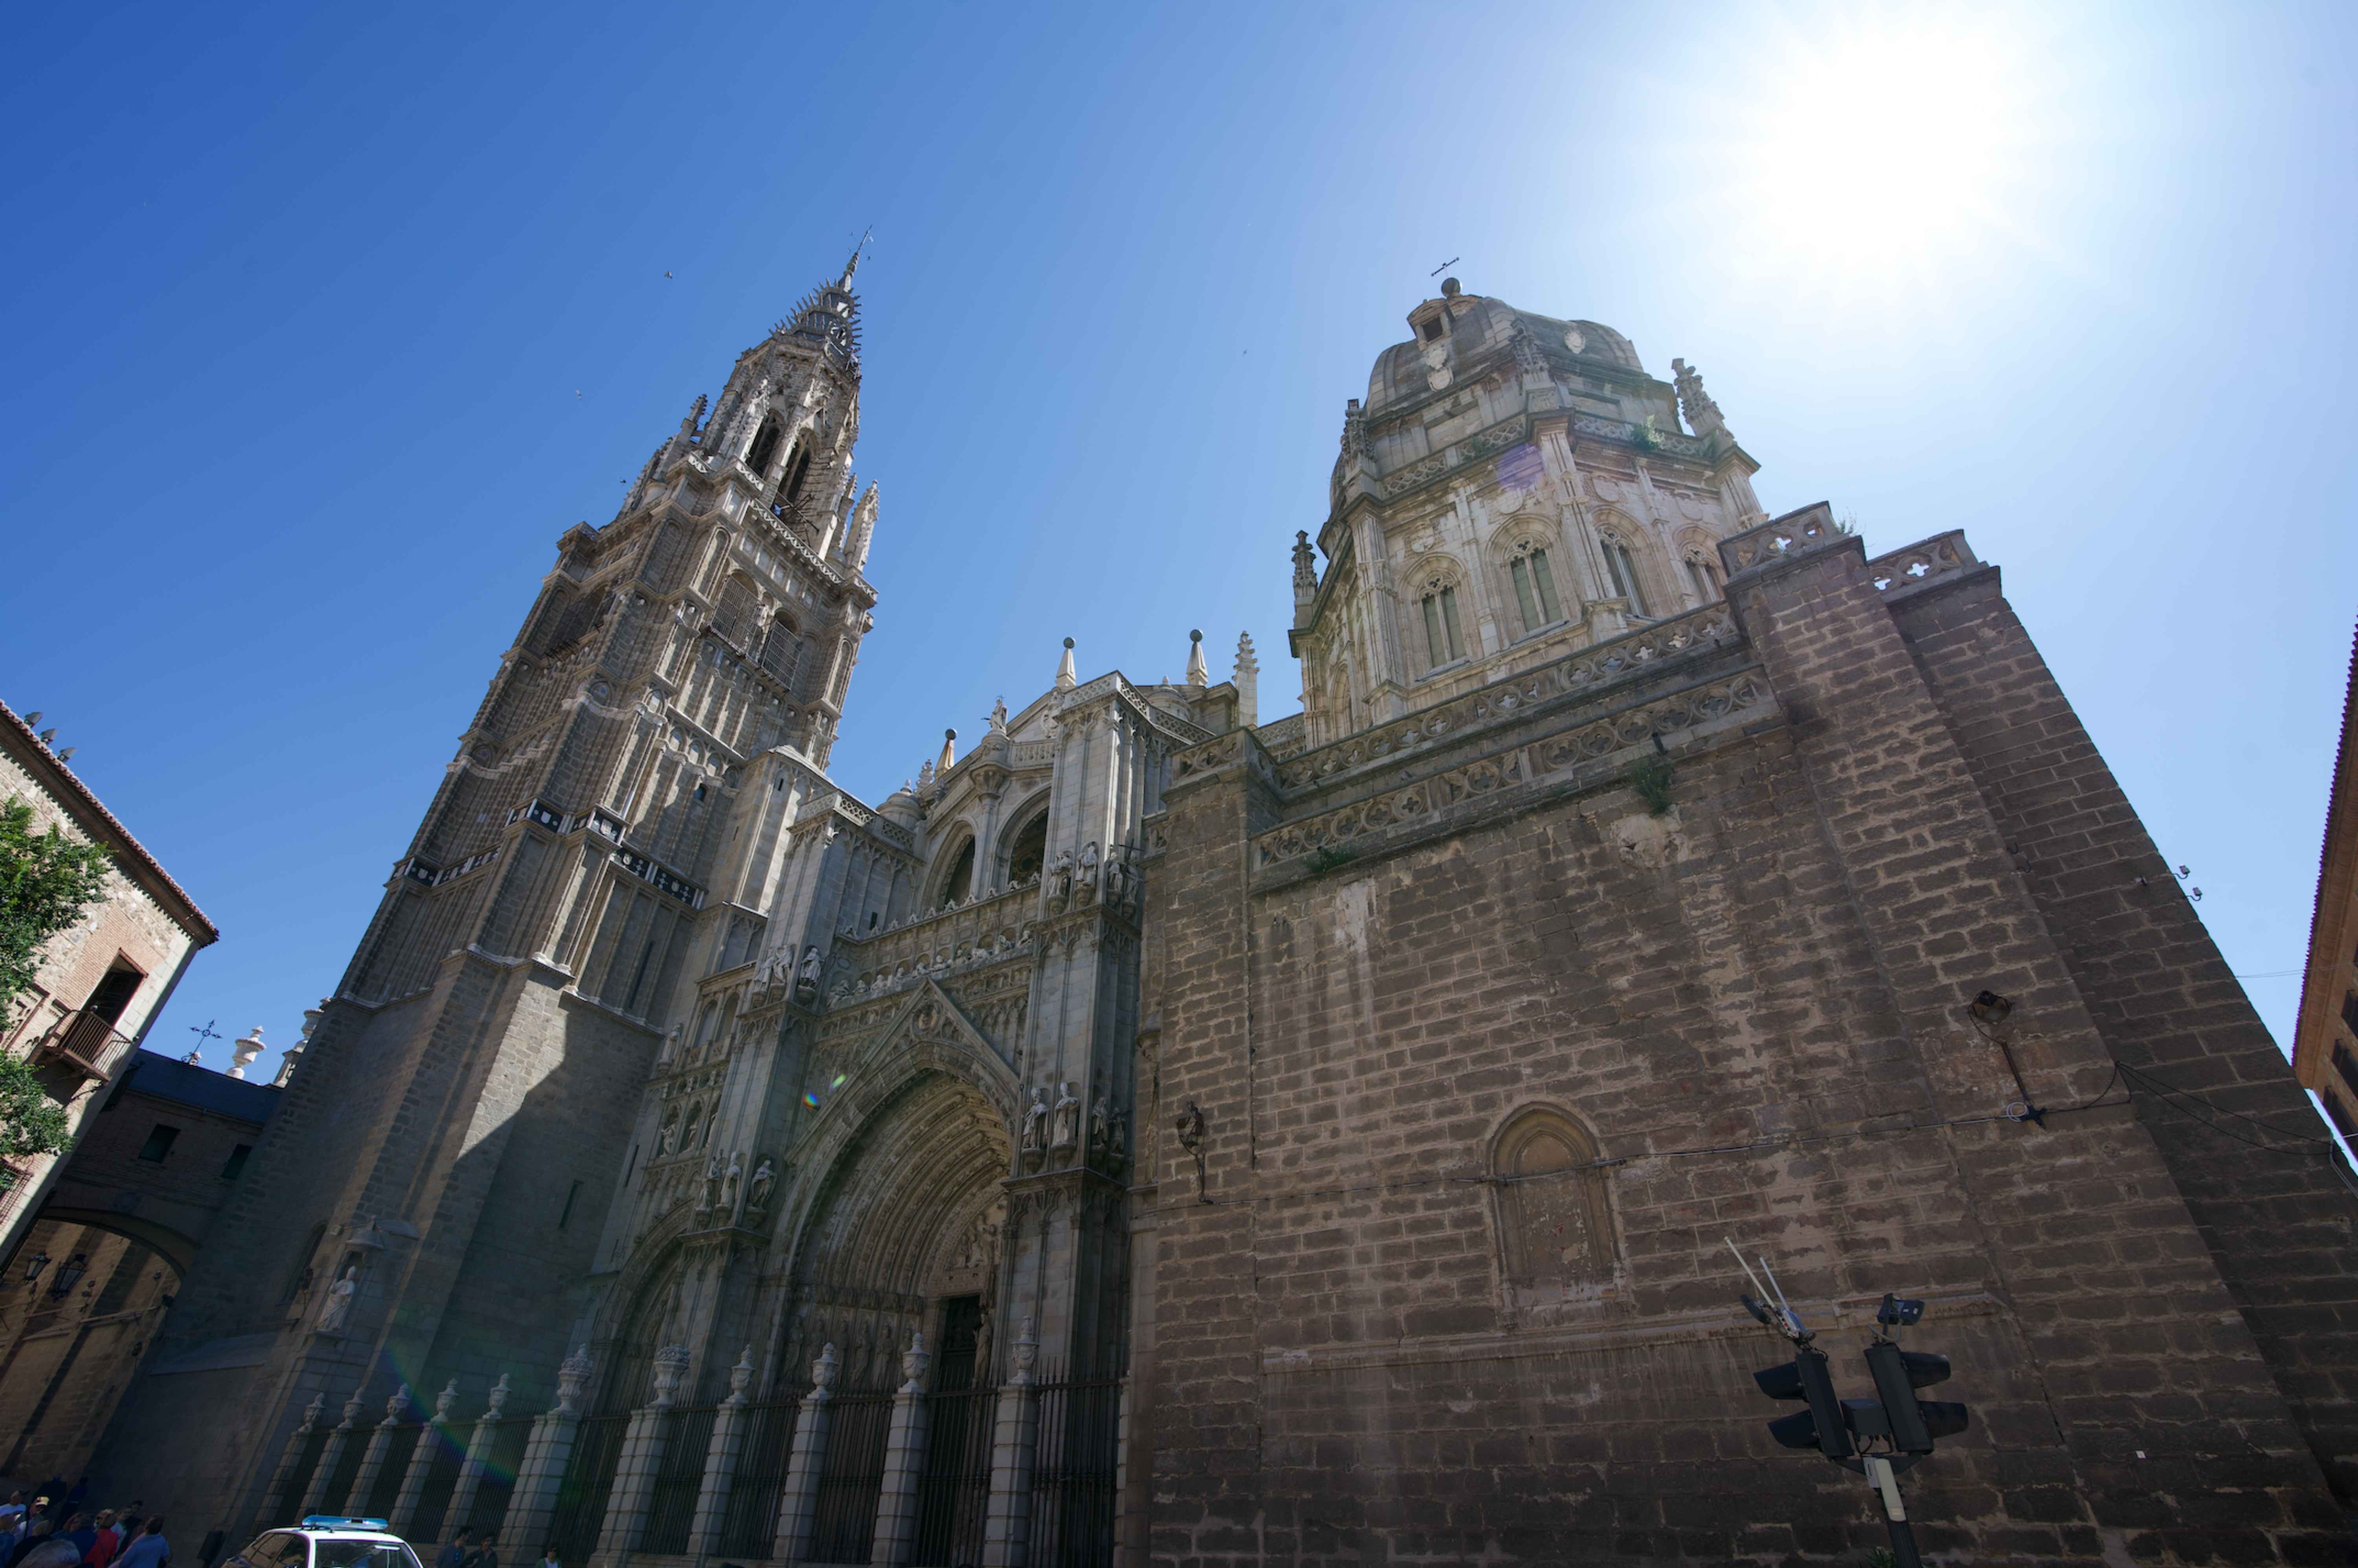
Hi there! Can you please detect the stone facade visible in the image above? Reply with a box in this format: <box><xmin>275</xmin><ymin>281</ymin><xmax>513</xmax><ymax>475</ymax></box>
<box><xmin>0</xmin><ymin>701</ymin><xmax>218</xmax><ymax>1268</ymax></box>
<box><xmin>81</xmin><ymin>273</ymin><xmax>2358</xmax><ymax>1568</ymax></box>
<box><xmin>1130</xmin><ymin>285</ymin><xmax>2358</xmax><ymax>1566</ymax></box>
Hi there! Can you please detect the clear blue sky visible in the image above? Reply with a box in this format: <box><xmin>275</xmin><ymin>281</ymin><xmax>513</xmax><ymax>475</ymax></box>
<box><xmin>5</xmin><ymin>2</ymin><xmax>2354</xmax><ymax>1081</ymax></box>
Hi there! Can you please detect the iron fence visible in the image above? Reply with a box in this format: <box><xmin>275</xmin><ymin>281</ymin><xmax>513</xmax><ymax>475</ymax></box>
<box><xmin>1029</xmin><ymin>1376</ymin><xmax>1120</xmax><ymax>1568</ymax></box>
<box><xmin>461</xmin><ymin>1416</ymin><xmax>535</xmax><ymax>1538</ymax></box>
<box><xmin>805</xmin><ymin>1390</ymin><xmax>893</xmax><ymax>1564</ymax></box>
<box><xmin>911</xmin><ymin>1381</ymin><xmax>995</xmax><ymax>1567</ymax></box>
<box><xmin>407</xmin><ymin>1427</ymin><xmax>467</xmax><ymax>1544</ymax></box>
<box><xmin>638</xmin><ymin>1403</ymin><xmax>718</xmax><ymax>1554</ymax></box>
<box><xmin>716</xmin><ymin>1395</ymin><xmax>803</xmax><ymax>1559</ymax></box>
<box><xmin>265</xmin><ymin>1425</ymin><xmax>331</xmax><ymax>1527</ymax></box>
<box><xmin>545</xmin><ymin>1412</ymin><xmax>630</xmax><ymax>1564</ymax></box>
<box><xmin>318</xmin><ymin>1427</ymin><xmax>370</xmax><ymax>1517</ymax></box>
<box><xmin>363</xmin><ymin>1424</ymin><xmax>423</xmax><ymax>1520</ymax></box>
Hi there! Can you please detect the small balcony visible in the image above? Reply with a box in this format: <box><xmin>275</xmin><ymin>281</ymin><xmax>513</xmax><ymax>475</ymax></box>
<box><xmin>33</xmin><ymin>1009</ymin><xmax>135</xmax><ymax>1083</ymax></box>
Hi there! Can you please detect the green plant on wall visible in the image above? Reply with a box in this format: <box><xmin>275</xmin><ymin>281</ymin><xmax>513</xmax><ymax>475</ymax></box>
<box><xmin>1303</xmin><ymin>843</ymin><xmax>1359</xmax><ymax>876</ymax></box>
<box><xmin>1627</xmin><ymin>754</ymin><xmax>1675</xmax><ymax>816</ymax></box>
<box><xmin>0</xmin><ymin>797</ymin><xmax>114</xmax><ymax>1160</ymax></box>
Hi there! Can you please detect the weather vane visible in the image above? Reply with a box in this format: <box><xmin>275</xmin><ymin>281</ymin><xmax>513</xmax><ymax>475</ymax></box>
<box><xmin>188</xmin><ymin>1019</ymin><xmax>222</xmax><ymax>1049</ymax></box>
<box><xmin>1430</xmin><ymin>256</ymin><xmax>1460</xmax><ymax>277</ymax></box>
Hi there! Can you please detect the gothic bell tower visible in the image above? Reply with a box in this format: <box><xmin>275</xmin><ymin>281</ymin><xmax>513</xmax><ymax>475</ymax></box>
<box><xmin>102</xmin><ymin>254</ymin><xmax>887</xmax><ymax>1531</ymax></box>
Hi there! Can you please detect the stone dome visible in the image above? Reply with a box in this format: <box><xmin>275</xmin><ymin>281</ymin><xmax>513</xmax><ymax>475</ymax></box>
<box><xmin>1364</xmin><ymin>293</ymin><xmax>1643</xmax><ymax>416</ymax></box>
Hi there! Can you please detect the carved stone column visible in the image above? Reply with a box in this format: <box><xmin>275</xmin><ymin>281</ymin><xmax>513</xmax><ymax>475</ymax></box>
<box><xmin>441</xmin><ymin>1375</ymin><xmax>513</xmax><ymax>1540</ymax></box>
<box><xmin>389</xmin><ymin>1381</ymin><xmax>459</xmax><ymax>1535</ymax></box>
<box><xmin>298</xmin><ymin>1390</ymin><xmax>365</xmax><ymax>1519</ymax></box>
<box><xmin>686</xmin><ymin>1347</ymin><xmax>755</xmax><ymax>1557</ymax></box>
<box><xmin>594</xmin><ymin>1342</ymin><xmax>687</xmax><ymax>1558</ymax></box>
<box><xmin>869</xmin><ymin>1334</ymin><xmax>931</xmax><ymax>1568</ymax></box>
<box><xmin>262</xmin><ymin>1394</ymin><xmax>326</xmax><ymax>1525</ymax></box>
<box><xmin>980</xmin><ymin>1318</ymin><xmax>1039</xmax><ymax>1568</ymax></box>
<box><xmin>771</xmin><ymin>1343</ymin><xmax>838</xmax><ymax>1562</ymax></box>
<box><xmin>505</xmin><ymin>1348</ymin><xmax>591</xmax><ymax>1553</ymax></box>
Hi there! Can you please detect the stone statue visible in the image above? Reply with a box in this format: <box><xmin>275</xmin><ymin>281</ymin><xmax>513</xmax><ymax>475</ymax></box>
<box><xmin>315</xmin><ymin>1265</ymin><xmax>359</xmax><ymax>1334</ymax></box>
<box><xmin>699</xmin><ymin>1155</ymin><xmax>721</xmax><ymax>1213</ymax></box>
<box><xmin>746</xmin><ymin>1157</ymin><xmax>775</xmax><ymax>1216</ymax></box>
<box><xmin>972</xmin><ymin>1308</ymin><xmax>994</xmax><ymax>1379</ymax></box>
<box><xmin>1110</xmin><ymin>1112</ymin><xmax>1128</xmax><ymax>1168</ymax></box>
<box><xmin>1076</xmin><ymin>841</ymin><xmax>1100</xmax><ymax>899</ymax></box>
<box><xmin>722</xmin><ymin>1154</ymin><xmax>742</xmax><ymax>1218</ymax></box>
<box><xmin>1089</xmin><ymin>1096</ymin><xmax>1110</xmax><ymax>1157</ymax></box>
<box><xmin>796</xmin><ymin>945</ymin><xmax>824</xmax><ymax>994</ymax></box>
<box><xmin>1050</xmin><ymin>1082</ymin><xmax>1080</xmax><ymax>1151</ymax></box>
<box><xmin>1047</xmin><ymin>849</ymin><xmax>1073</xmax><ymax>905</ymax></box>
<box><xmin>1021</xmin><ymin>1086</ymin><xmax>1049</xmax><ymax>1151</ymax></box>
<box><xmin>988</xmin><ymin>696</ymin><xmax>1010</xmax><ymax>734</ymax></box>
<box><xmin>1014</xmin><ymin>1316</ymin><xmax>1039</xmax><ymax>1380</ymax></box>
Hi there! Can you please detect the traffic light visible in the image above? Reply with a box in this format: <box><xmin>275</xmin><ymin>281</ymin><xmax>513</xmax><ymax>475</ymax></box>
<box><xmin>1862</xmin><ymin>1339</ymin><xmax>1969</xmax><ymax>1453</ymax></box>
<box><xmin>1754</xmin><ymin>1345</ymin><xmax>1855</xmax><ymax>1459</ymax></box>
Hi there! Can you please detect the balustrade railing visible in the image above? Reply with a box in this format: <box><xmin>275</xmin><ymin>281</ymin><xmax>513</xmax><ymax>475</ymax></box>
<box><xmin>34</xmin><ymin>1009</ymin><xmax>135</xmax><ymax>1082</ymax></box>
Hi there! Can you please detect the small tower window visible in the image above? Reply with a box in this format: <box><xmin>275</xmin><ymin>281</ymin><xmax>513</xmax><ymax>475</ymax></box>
<box><xmin>1509</xmin><ymin>545</ymin><xmax>1562</xmax><ymax>635</ymax></box>
<box><xmin>1420</xmin><ymin>317</ymin><xmax>1444</xmax><ymax>342</ymax></box>
<box><xmin>1421</xmin><ymin>585</ymin><xmax>1465</xmax><ymax>669</ymax></box>
<box><xmin>938</xmin><ymin>839</ymin><xmax>977</xmax><ymax>909</ymax></box>
<box><xmin>1600</xmin><ymin>535</ymin><xmax>1651</xmax><ymax>617</ymax></box>
<box><xmin>782</xmin><ymin>444</ymin><xmax>814</xmax><ymax>503</ymax></box>
<box><xmin>1685</xmin><ymin>552</ymin><xmax>1723</xmax><ymax>604</ymax></box>
<box><xmin>746</xmin><ymin>413</ymin><xmax>784</xmax><ymax>476</ymax></box>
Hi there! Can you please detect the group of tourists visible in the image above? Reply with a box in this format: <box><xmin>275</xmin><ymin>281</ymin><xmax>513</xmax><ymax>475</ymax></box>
<box><xmin>0</xmin><ymin>1484</ymin><xmax>167</xmax><ymax>1568</ymax></box>
<box><xmin>432</xmin><ymin>1531</ymin><xmax>555</xmax><ymax>1568</ymax></box>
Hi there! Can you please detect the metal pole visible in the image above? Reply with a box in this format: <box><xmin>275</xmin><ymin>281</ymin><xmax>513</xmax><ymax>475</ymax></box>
<box><xmin>1862</xmin><ymin>1457</ymin><xmax>1922</xmax><ymax>1568</ymax></box>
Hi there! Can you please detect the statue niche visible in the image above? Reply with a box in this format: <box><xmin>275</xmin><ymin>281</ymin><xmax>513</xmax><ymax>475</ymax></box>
<box><xmin>1491</xmin><ymin>1107</ymin><xmax>1616</xmax><ymax>1314</ymax></box>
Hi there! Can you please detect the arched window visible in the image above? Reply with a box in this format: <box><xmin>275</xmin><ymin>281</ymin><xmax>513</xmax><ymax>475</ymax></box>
<box><xmin>759</xmin><ymin>615</ymin><xmax>803</xmax><ymax>685</ymax></box>
<box><xmin>782</xmin><ymin>442</ymin><xmax>814</xmax><ymax>503</ymax></box>
<box><xmin>1507</xmin><ymin>539</ymin><xmax>1563</xmax><ymax>636</ymax></box>
<box><xmin>713</xmin><ymin>575</ymin><xmax>756</xmax><ymax>648</ymax></box>
<box><xmin>1418</xmin><ymin>571</ymin><xmax>1466</xmax><ymax>669</ymax></box>
<box><xmin>1598</xmin><ymin>532</ymin><xmax>1652</xmax><ymax>617</ymax></box>
<box><xmin>1684</xmin><ymin>550</ymin><xmax>1722</xmax><ymax>604</ymax></box>
<box><xmin>938</xmin><ymin>838</ymin><xmax>977</xmax><ymax>908</ymax></box>
<box><xmin>1004</xmin><ymin>811</ymin><xmax>1049</xmax><ymax>886</ymax></box>
<box><xmin>746</xmin><ymin>413</ymin><xmax>784</xmax><ymax>476</ymax></box>
<box><xmin>1492</xmin><ymin>1107</ymin><xmax>1614</xmax><ymax>1297</ymax></box>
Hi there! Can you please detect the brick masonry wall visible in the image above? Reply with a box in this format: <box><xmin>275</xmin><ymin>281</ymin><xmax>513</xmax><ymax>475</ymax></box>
<box><xmin>1891</xmin><ymin>564</ymin><xmax>2358</xmax><ymax>1501</ymax></box>
<box><xmin>1137</xmin><ymin>531</ymin><xmax>2351</xmax><ymax>1567</ymax></box>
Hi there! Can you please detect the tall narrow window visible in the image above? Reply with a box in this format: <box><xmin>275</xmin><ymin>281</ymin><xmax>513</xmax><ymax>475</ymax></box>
<box><xmin>783</xmin><ymin>444</ymin><xmax>813</xmax><ymax>503</ymax></box>
<box><xmin>1601</xmin><ymin>536</ymin><xmax>1651</xmax><ymax>616</ymax></box>
<box><xmin>745</xmin><ymin>413</ymin><xmax>783</xmax><ymax>476</ymax></box>
<box><xmin>939</xmin><ymin>839</ymin><xmax>977</xmax><ymax>908</ymax></box>
<box><xmin>1509</xmin><ymin>546</ymin><xmax>1562</xmax><ymax>635</ymax></box>
<box><xmin>1685</xmin><ymin>552</ymin><xmax>1722</xmax><ymax>604</ymax></box>
<box><xmin>713</xmin><ymin>575</ymin><xmax>756</xmax><ymax>648</ymax></box>
<box><xmin>1421</xmin><ymin>586</ymin><xmax>1465</xmax><ymax>668</ymax></box>
<box><xmin>760</xmin><ymin>618</ymin><xmax>803</xmax><ymax>685</ymax></box>
<box><xmin>137</xmin><ymin>1124</ymin><xmax>180</xmax><ymax>1163</ymax></box>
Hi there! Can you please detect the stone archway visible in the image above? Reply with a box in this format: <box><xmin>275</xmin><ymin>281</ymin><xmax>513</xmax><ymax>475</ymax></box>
<box><xmin>779</xmin><ymin>1069</ymin><xmax>1010</xmax><ymax>1394</ymax></box>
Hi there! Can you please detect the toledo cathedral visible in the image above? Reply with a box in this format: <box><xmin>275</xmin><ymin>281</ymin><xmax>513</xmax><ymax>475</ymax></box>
<box><xmin>90</xmin><ymin>260</ymin><xmax>2358</xmax><ymax>1568</ymax></box>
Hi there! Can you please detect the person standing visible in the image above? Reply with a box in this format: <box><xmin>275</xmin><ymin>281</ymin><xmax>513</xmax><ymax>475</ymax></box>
<box><xmin>35</xmin><ymin>1486</ymin><xmax>63</xmax><ymax>1526</ymax></box>
<box><xmin>59</xmin><ymin>1515</ymin><xmax>94</xmax><ymax>1563</ymax></box>
<box><xmin>7</xmin><ymin>1519</ymin><xmax>56</xmax><ymax>1568</ymax></box>
<box><xmin>536</xmin><ymin>1548</ymin><xmax>556</xmax><ymax>1568</ymax></box>
<box><xmin>110</xmin><ymin>1522</ymin><xmax>165</xmax><ymax>1568</ymax></box>
<box><xmin>82</xmin><ymin>1511</ymin><xmax>117</xmax><ymax>1567</ymax></box>
<box><xmin>434</xmin><ymin>1532</ymin><xmax>468</xmax><ymax>1568</ymax></box>
<box><xmin>459</xmin><ymin>1535</ymin><xmax>496</xmax><ymax>1568</ymax></box>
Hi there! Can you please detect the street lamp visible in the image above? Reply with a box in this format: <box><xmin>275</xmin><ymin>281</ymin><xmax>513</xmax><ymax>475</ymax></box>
<box><xmin>17</xmin><ymin>1252</ymin><xmax>50</xmax><ymax>1288</ymax></box>
<box><xmin>46</xmin><ymin>1254</ymin><xmax>87</xmax><ymax>1300</ymax></box>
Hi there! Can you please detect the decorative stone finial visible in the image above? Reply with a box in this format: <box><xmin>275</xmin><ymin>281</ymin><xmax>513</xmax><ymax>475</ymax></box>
<box><xmin>1185</xmin><ymin>630</ymin><xmax>1209</xmax><ymax>688</ymax></box>
<box><xmin>1056</xmin><ymin>637</ymin><xmax>1077</xmax><ymax>691</ymax></box>
<box><xmin>1013</xmin><ymin>1316</ymin><xmax>1039</xmax><ymax>1384</ymax></box>
<box><xmin>938</xmin><ymin>727</ymin><xmax>957</xmax><ymax>774</ymax></box>
<box><xmin>384</xmin><ymin>1384</ymin><xmax>413</xmax><ymax>1424</ymax></box>
<box><xmin>900</xmin><ymin>1331</ymin><xmax>931</xmax><ymax>1393</ymax></box>
<box><xmin>650</xmin><ymin>1343</ymin><xmax>691</xmax><ymax>1408</ymax></box>
<box><xmin>433</xmin><ymin>1380</ymin><xmax>459</xmax><ymax>1423</ymax></box>
<box><xmin>1233</xmin><ymin>633</ymin><xmax>1260</xmax><ymax>728</ymax></box>
<box><xmin>485</xmin><ymin>1372</ymin><xmax>511</xmax><ymax>1417</ymax></box>
<box><xmin>1671</xmin><ymin>358</ymin><xmax>1725</xmax><ymax>437</ymax></box>
<box><xmin>297</xmin><ymin>1392</ymin><xmax>326</xmax><ymax>1433</ymax></box>
<box><xmin>813</xmin><ymin>1342</ymin><xmax>840</xmax><ymax>1394</ymax></box>
<box><xmin>729</xmin><ymin>1346</ymin><xmax>756</xmax><ymax>1403</ymax></box>
<box><xmin>553</xmin><ymin>1349</ymin><xmax>590</xmax><ymax>1417</ymax></box>
<box><xmin>1440</xmin><ymin>277</ymin><xmax>1461</xmax><ymax>297</ymax></box>
<box><xmin>340</xmin><ymin>1388</ymin><xmax>367</xmax><ymax>1427</ymax></box>
<box><xmin>230</xmin><ymin>1027</ymin><xmax>264</xmax><ymax>1080</ymax></box>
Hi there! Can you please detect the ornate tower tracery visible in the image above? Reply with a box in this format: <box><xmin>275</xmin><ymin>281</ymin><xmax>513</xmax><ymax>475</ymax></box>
<box><xmin>1288</xmin><ymin>276</ymin><xmax>1765</xmax><ymax>749</ymax></box>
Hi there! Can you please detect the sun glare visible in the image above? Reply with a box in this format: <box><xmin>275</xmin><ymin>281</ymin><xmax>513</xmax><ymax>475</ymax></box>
<box><xmin>1734</xmin><ymin>14</ymin><xmax>2037</xmax><ymax>274</ymax></box>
